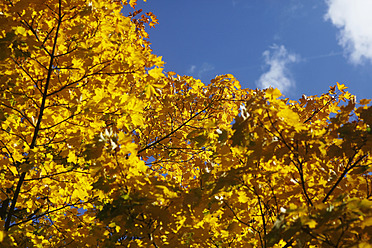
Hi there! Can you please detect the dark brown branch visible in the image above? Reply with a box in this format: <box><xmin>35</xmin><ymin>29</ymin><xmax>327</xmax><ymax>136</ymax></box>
<box><xmin>10</xmin><ymin>57</ymin><xmax>38</xmax><ymax>86</ymax></box>
<box><xmin>0</xmin><ymin>103</ymin><xmax>35</xmax><ymax>129</ymax></box>
<box><xmin>4</xmin><ymin>0</ymin><xmax>63</xmax><ymax>231</ymax></box>
<box><xmin>138</xmin><ymin>104</ymin><xmax>211</xmax><ymax>154</ymax></box>
<box><xmin>0</xmin><ymin>127</ymin><xmax>29</xmax><ymax>145</ymax></box>
<box><xmin>255</xmin><ymin>188</ymin><xmax>267</xmax><ymax>247</ymax></box>
<box><xmin>8</xmin><ymin>197</ymin><xmax>97</xmax><ymax>228</ymax></box>
<box><xmin>223</xmin><ymin>200</ymin><xmax>252</xmax><ymax>227</ymax></box>
<box><xmin>265</xmin><ymin>109</ymin><xmax>313</xmax><ymax>206</ymax></box>
<box><xmin>39</xmin><ymin>112</ymin><xmax>80</xmax><ymax>131</ymax></box>
<box><xmin>303</xmin><ymin>95</ymin><xmax>335</xmax><ymax>124</ymax></box>
<box><xmin>322</xmin><ymin>154</ymin><xmax>367</xmax><ymax>203</ymax></box>
<box><xmin>24</xmin><ymin>169</ymin><xmax>89</xmax><ymax>182</ymax></box>
<box><xmin>0</xmin><ymin>140</ymin><xmax>17</xmax><ymax>177</ymax></box>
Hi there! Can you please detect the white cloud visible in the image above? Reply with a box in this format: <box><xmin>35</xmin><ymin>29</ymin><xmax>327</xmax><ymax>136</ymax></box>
<box><xmin>187</xmin><ymin>65</ymin><xmax>196</xmax><ymax>74</ymax></box>
<box><xmin>198</xmin><ymin>63</ymin><xmax>214</xmax><ymax>77</ymax></box>
<box><xmin>187</xmin><ymin>62</ymin><xmax>215</xmax><ymax>78</ymax></box>
<box><xmin>325</xmin><ymin>0</ymin><xmax>372</xmax><ymax>64</ymax></box>
<box><xmin>256</xmin><ymin>45</ymin><xmax>299</xmax><ymax>94</ymax></box>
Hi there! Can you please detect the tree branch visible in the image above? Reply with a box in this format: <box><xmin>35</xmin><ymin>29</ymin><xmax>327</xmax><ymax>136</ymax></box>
<box><xmin>138</xmin><ymin>104</ymin><xmax>211</xmax><ymax>154</ymax></box>
<box><xmin>322</xmin><ymin>154</ymin><xmax>367</xmax><ymax>203</ymax></box>
<box><xmin>5</xmin><ymin>0</ymin><xmax>63</xmax><ymax>231</ymax></box>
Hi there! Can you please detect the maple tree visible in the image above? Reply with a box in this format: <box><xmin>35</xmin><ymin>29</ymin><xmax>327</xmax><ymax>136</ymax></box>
<box><xmin>0</xmin><ymin>0</ymin><xmax>371</xmax><ymax>247</ymax></box>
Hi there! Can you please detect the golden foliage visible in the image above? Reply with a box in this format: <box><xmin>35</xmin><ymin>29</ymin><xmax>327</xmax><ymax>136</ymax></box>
<box><xmin>0</xmin><ymin>0</ymin><xmax>371</xmax><ymax>247</ymax></box>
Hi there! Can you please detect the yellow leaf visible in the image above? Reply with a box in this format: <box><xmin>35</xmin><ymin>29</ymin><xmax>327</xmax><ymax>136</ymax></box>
<box><xmin>337</xmin><ymin>82</ymin><xmax>348</xmax><ymax>92</ymax></box>
<box><xmin>357</xmin><ymin>242</ymin><xmax>372</xmax><ymax>248</ymax></box>
<box><xmin>148</xmin><ymin>67</ymin><xmax>164</xmax><ymax>79</ymax></box>
<box><xmin>304</xmin><ymin>219</ymin><xmax>317</xmax><ymax>228</ymax></box>
<box><xmin>277</xmin><ymin>105</ymin><xmax>303</xmax><ymax>131</ymax></box>
<box><xmin>220</xmin><ymin>230</ymin><xmax>229</xmax><ymax>238</ymax></box>
<box><xmin>137</xmin><ymin>161</ymin><xmax>148</xmax><ymax>173</ymax></box>
<box><xmin>92</xmin><ymin>88</ymin><xmax>105</xmax><ymax>102</ymax></box>
<box><xmin>118</xmin><ymin>132</ymin><xmax>131</xmax><ymax>143</ymax></box>
<box><xmin>156</xmin><ymin>185</ymin><xmax>177</xmax><ymax>198</ymax></box>
<box><xmin>362</xmin><ymin>217</ymin><xmax>372</xmax><ymax>228</ymax></box>
<box><xmin>9</xmin><ymin>166</ymin><xmax>18</xmax><ymax>176</ymax></box>
<box><xmin>72</xmin><ymin>187</ymin><xmax>87</xmax><ymax>200</ymax></box>
<box><xmin>266</xmin><ymin>87</ymin><xmax>282</xmax><ymax>99</ymax></box>
<box><xmin>131</xmin><ymin>113</ymin><xmax>143</xmax><ymax>126</ymax></box>
<box><xmin>67</xmin><ymin>151</ymin><xmax>77</xmax><ymax>163</ymax></box>
<box><xmin>238</xmin><ymin>191</ymin><xmax>249</xmax><ymax>203</ymax></box>
<box><xmin>0</xmin><ymin>230</ymin><xmax>5</xmax><ymax>242</ymax></box>
<box><xmin>129</xmin><ymin>0</ymin><xmax>137</xmax><ymax>8</ymax></box>
<box><xmin>89</xmin><ymin>120</ymin><xmax>105</xmax><ymax>129</ymax></box>
<box><xmin>14</xmin><ymin>26</ymin><xmax>26</xmax><ymax>36</ymax></box>
<box><xmin>145</xmin><ymin>84</ymin><xmax>157</xmax><ymax>98</ymax></box>
<box><xmin>289</xmin><ymin>203</ymin><xmax>298</xmax><ymax>210</ymax></box>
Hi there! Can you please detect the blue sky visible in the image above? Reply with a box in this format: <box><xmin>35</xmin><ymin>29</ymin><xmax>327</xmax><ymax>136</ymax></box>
<box><xmin>135</xmin><ymin>0</ymin><xmax>372</xmax><ymax>101</ymax></box>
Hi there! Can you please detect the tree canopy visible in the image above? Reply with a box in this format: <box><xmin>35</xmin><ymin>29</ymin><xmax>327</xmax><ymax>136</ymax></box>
<box><xmin>0</xmin><ymin>0</ymin><xmax>371</xmax><ymax>247</ymax></box>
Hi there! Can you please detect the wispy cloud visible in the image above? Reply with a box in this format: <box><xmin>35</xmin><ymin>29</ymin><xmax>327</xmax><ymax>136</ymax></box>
<box><xmin>256</xmin><ymin>44</ymin><xmax>300</xmax><ymax>94</ymax></box>
<box><xmin>187</xmin><ymin>62</ymin><xmax>215</xmax><ymax>78</ymax></box>
<box><xmin>187</xmin><ymin>65</ymin><xmax>196</xmax><ymax>74</ymax></box>
<box><xmin>304</xmin><ymin>51</ymin><xmax>343</xmax><ymax>61</ymax></box>
<box><xmin>232</xmin><ymin>0</ymin><xmax>240</xmax><ymax>7</ymax></box>
<box><xmin>285</xmin><ymin>1</ymin><xmax>304</xmax><ymax>15</ymax></box>
<box><xmin>325</xmin><ymin>0</ymin><xmax>372</xmax><ymax>64</ymax></box>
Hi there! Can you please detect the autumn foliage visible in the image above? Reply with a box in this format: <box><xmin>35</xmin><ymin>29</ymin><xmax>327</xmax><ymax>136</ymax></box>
<box><xmin>0</xmin><ymin>0</ymin><xmax>371</xmax><ymax>247</ymax></box>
